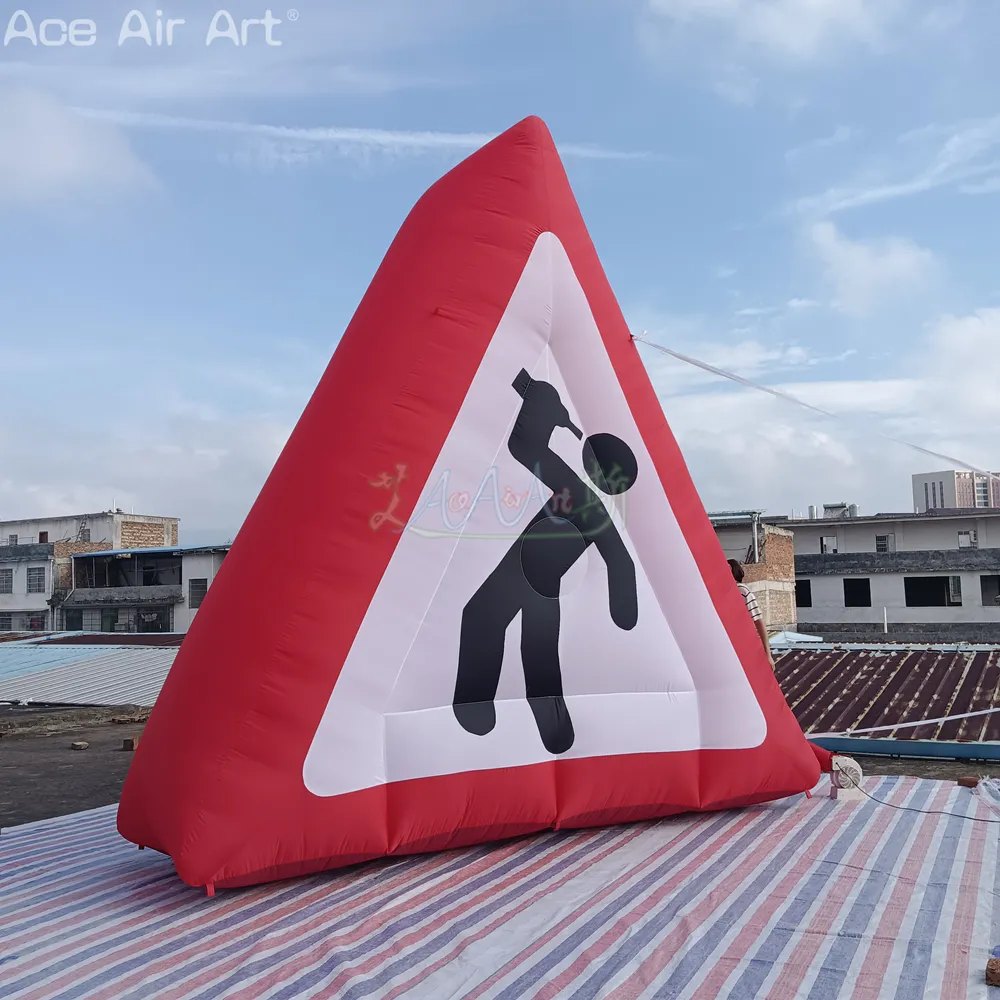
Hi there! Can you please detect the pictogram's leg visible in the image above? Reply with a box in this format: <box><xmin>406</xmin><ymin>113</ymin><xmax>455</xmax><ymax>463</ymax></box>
<box><xmin>521</xmin><ymin>591</ymin><xmax>574</xmax><ymax>754</ymax></box>
<box><xmin>454</xmin><ymin>553</ymin><xmax>523</xmax><ymax>736</ymax></box>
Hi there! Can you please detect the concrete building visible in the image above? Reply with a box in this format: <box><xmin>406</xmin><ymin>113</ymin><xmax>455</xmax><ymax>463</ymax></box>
<box><xmin>710</xmin><ymin>512</ymin><xmax>797</xmax><ymax>633</ymax></box>
<box><xmin>912</xmin><ymin>470</ymin><xmax>1000</xmax><ymax>513</ymax></box>
<box><xmin>787</xmin><ymin>507</ymin><xmax>1000</xmax><ymax>642</ymax></box>
<box><xmin>0</xmin><ymin>511</ymin><xmax>179</xmax><ymax>632</ymax></box>
<box><xmin>62</xmin><ymin>543</ymin><xmax>229</xmax><ymax>633</ymax></box>
<box><xmin>0</xmin><ymin>542</ymin><xmax>54</xmax><ymax>632</ymax></box>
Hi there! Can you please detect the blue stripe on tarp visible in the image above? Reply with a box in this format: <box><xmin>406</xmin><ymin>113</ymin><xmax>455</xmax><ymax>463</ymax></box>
<box><xmin>804</xmin><ymin>781</ymin><xmax>933</xmax><ymax>999</ymax></box>
<box><xmin>729</xmin><ymin>778</ymin><xmax>929</xmax><ymax>998</ymax></box>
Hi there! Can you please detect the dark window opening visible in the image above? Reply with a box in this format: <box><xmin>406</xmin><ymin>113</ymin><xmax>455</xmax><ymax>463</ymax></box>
<box><xmin>74</xmin><ymin>554</ymin><xmax>181</xmax><ymax>589</ymax></box>
<box><xmin>64</xmin><ymin>609</ymin><xmax>83</xmax><ymax>631</ymax></box>
<box><xmin>136</xmin><ymin>608</ymin><xmax>171</xmax><ymax>632</ymax></box>
<box><xmin>904</xmin><ymin>575</ymin><xmax>963</xmax><ymax>607</ymax></box>
<box><xmin>795</xmin><ymin>579</ymin><xmax>812</xmax><ymax>608</ymax></box>
<box><xmin>38</xmin><ymin>531</ymin><xmax>48</xmax><ymax>543</ymax></box>
<box><xmin>844</xmin><ymin>578</ymin><xmax>872</xmax><ymax>607</ymax></box>
<box><xmin>189</xmin><ymin>578</ymin><xmax>208</xmax><ymax>609</ymax></box>
<box><xmin>981</xmin><ymin>575</ymin><xmax>1000</xmax><ymax>607</ymax></box>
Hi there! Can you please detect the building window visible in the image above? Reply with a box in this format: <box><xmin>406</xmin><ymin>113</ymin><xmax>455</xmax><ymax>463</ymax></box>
<box><xmin>940</xmin><ymin>482</ymin><xmax>945</xmax><ymax>506</ymax></box>
<box><xmin>820</xmin><ymin>535</ymin><xmax>838</xmax><ymax>554</ymax></box>
<box><xmin>931</xmin><ymin>483</ymin><xmax>938</xmax><ymax>508</ymax></box>
<box><xmin>0</xmin><ymin>613</ymin><xmax>11</xmax><ymax>630</ymax></box>
<box><xmin>844</xmin><ymin>578</ymin><xmax>872</xmax><ymax>607</ymax></box>
<box><xmin>38</xmin><ymin>531</ymin><xmax>48</xmax><ymax>543</ymax></box>
<box><xmin>904</xmin><ymin>576</ymin><xmax>963</xmax><ymax>607</ymax></box>
<box><xmin>875</xmin><ymin>533</ymin><xmax>895</xmax><ymax>553</ymax></box>
<box><xmin>7</xmin><ymin>534</ymin><xmax>16</xmax><ymax>546</ymax></box>
<box><xmin>980</xmin><ymin>575</ymin><xmax>1000</xmax><ymax>607</ymax></box>
<box><xmin>795</xmin><ymin>580</ymin><xmax>812</xmax><ymax>608</ymax></box>
<box><xmin>0</xmin><ymin>568</ymin><xmax>11</xmax><ymax>594</ymax></box>
<box><xmin>26</xmin><ymin>612</ymin><xmax>46</xmax><ymax>630</ymax></box>
<box><xmin>64</xmin><ymin>609</ymin><xmax>84</xmax><ymax>631</ymax></box>
<box><xmin>958</xmin><ymin>530</ymin><xmax>978</xmax><ymax>549</ymax></box>
<box><xmin>188</xmin><ymin>578</ymin><xmax>208</xmax><ymax>609</ymax></box>
<box><xmin>924</xmin><ymin>483</ymin><xmax>929</xmax><ymax>511</ymax></box>
<box><xmin>26</xmin><ymin>567</ymin><xmax>46</xmax><ymax>594</ymax></box>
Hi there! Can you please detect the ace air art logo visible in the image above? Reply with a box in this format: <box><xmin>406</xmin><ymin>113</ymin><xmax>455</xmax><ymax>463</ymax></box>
<box><xmin>2</xmin><ymin>8</ymin><xmax>296</xmax><ymax>47</ymax></box>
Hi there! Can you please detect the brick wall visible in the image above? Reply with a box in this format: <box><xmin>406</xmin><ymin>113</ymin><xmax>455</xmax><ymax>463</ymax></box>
<box><xmin>120</xmin><ymin>519</ymin><xmax>170</xmax><ymax>549</ymax></box>
<box><xmin>53</xmin><ymin>540</ymin><xmax>112</xmax><ymax>590</ymax></box>
<box><xmin>170</xmin><ymin>522</ymin><xmax>178</xmax><ymax>546</ymax></box>
<box><xmin>738</xmin><ymin>526</ymin><xmax>797</xmax><ymax>631</ymax></box>
<box><xmin>742</xmin><ymin>527</ymin><xmax>795</xmax><ymax>584</ymax></box>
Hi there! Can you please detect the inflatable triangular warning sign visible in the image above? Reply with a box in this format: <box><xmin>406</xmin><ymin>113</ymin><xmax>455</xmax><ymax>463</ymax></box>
<box><xmin>118</xmin><ymin>116</ymin><xmax>821</xmax><ymax>891</ymax></box>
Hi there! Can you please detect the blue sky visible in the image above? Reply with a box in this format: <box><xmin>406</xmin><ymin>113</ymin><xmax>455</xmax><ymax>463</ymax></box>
<box><xmin>2</xmin><ymin>0</ymin><xmax>1000</xmax><ymax>542</ymax></box>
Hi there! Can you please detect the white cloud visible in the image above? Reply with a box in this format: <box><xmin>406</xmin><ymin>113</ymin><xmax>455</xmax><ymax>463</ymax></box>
<box><xmin>786</xmin><ymin>125</ymin><xmax>854</xmax><ymax>160</ymax></box>
<box><xmin>73</xmin><ymin>107</ymin><xmax>651</xmax><ymax>163</ymax></box>
<box><xmin>920</xmin><ymin>308</ymin><xmax>1000</xmax><ymax>426</ymax></box>
<box><xmin>959</xmin><ymin>176</ymin><xmax>1000</xmax><ymax>195</ymax></box>
<box><xmin>638</xmin><ymin>305</ymin><xmax>1000</xmax><ymax>515</ymax></box>
<box><xmin>733</xmin><ymin>298</ymin><xmax>819</xmax><ymax>318</ymax></box>
<box><xmin>808</xmin><ymin>221</ymin><xmax>936</xmax><ymax>317</ymax></box>
<box><xmin>0</xmin><ymin>88</ymin><xmax>153</xmax><ymax>209</ymax></box>
<box><xmin>3</xmin><ymin>308</ymin><xmax>997</xmax><ymax>540</ymax></box>
<box><xmin>0</xmin><ymin>410</ymin><xmax>292</xmax><ymax>542</ymax></box>
<box><xmin>645</xmin><ymin>0</ymin><xmax>901</xmax><ymax>60</ymax></box>
<box><xmin>797</xmin><ymin>116</ymin><xmax>1000</xmax><ymax>216</ymax></box>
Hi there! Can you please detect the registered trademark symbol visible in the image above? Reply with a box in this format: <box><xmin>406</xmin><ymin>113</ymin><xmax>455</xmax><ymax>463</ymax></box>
<box><xmin>286</xmin><ymin>8</ymin><xmax>299</xmax><ymax>20</ymax></box>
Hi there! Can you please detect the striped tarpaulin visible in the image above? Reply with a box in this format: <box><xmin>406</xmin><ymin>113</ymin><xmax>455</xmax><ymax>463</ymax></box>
<box><xmin>2</xmin><ymin>776</ymin><xmax>998</xmax><ymax>999</ymax></box>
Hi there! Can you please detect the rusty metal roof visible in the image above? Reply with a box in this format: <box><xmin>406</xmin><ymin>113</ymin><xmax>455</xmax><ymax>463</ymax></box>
<box><xmin>776</xmin><ymin>644</ymin><xmax>1000</xmax><ymax>742</ymax></box>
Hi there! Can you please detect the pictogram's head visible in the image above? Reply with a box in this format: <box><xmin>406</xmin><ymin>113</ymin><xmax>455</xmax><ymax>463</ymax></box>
<box><xmin>583</xmin><ymin>434</ymin><xmax>637</xmax><ymax>495</ymax></box>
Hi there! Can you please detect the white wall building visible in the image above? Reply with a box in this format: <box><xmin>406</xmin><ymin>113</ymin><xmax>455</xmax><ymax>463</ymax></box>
<box><xmin>785</xmin><ymin>508</ymin><xmax>1000</xmax><ymax>641</ymax></box>
<box><xmin>0</xmin><ymin>543</ymin><xmax>55</xmax><ymax>631</ymax></box>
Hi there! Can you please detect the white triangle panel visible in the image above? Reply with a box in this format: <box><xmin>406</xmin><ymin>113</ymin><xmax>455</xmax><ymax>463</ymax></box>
<box><xmin>304</xmin><ymin>232</ymin><xmax>766</xmax><ymax>797</ymax></box>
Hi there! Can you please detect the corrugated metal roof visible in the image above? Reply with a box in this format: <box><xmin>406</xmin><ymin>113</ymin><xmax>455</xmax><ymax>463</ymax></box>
<box><xmin>0</xmin><ymin>644</ymin><xmax>176</xmax><ymax>706</ymax></box>
<box><xmin>2</xmin><ymin>776</ymin><xmax>995</xmax><ymax>999</ymax></box>
<box><xmin>777</xmin><ymin>644</ymin><xmax>1000</xmax><ymax>742</ymax></box>
<box><xmin>70</xmin><ymin>543</ymin><xmax>229</xmax><ymax>559</ymax></box>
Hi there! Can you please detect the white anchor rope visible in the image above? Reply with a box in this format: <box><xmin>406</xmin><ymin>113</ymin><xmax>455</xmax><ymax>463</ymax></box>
<box><xmin>632</xmin><ymin>332</ymin><xmax>1000</xmax><ymax>489</ymax></box>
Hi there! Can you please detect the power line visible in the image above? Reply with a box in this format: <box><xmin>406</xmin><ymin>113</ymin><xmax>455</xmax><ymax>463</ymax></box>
<box><xmin>633</xmin><ymin>332</ymin><xmax>1000</xmax><ymax>489</ymax></box>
